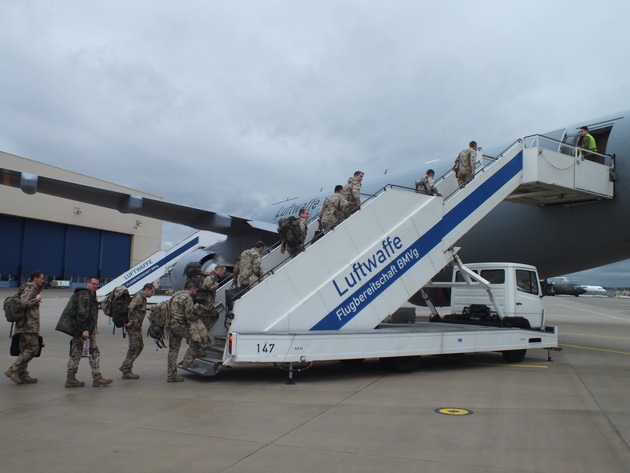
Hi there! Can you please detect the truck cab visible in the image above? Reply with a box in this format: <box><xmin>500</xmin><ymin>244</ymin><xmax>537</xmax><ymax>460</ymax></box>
<box><xmin>447</xmin><ymin>262</ymin><xmax>544</xmax><ymax>329</ymax></box>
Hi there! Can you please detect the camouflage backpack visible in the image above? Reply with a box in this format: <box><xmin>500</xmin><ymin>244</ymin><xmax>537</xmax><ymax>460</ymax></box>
<box><xmin>4</xmin><ymin>286</ymin><xmax>26</xmax><ymax>323</ymax></box>
<box><xmin>147</xmin><ymin>300</ymin><xmax>169</xmax><ymax>349</ymax></box>
<box><xmin>277</xmin><ymin>216</ymin><xmax>302</xmax><ymax>246</ymax></box>
<box><xmin>101</xmin><ymin>286</ymin><xmax>131</xmax><ymax>328</ymax></box>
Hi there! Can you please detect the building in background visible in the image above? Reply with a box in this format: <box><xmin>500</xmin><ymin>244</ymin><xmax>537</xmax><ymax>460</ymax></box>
<box><xmin>0</xmin><ymin>150</ymin><xmax>162</xmax><ymax>287</ymax></box>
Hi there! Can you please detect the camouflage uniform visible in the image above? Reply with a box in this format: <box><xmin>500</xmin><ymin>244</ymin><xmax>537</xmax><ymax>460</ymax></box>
<box><xmin>281</xmin><ymin>216</ymin><xmax>308</xmax><ymax>257</ymax></box>
<box><xmin>319</xmin><ymin>192</ymin><xmax>345</xmax><ymax>230</ymax></box>
<box><xmin>119</xmin><ymin>291</ymin><xmax>147</xmax><ymax>375</ymax></box>
<box><xmin>237</xmin><ymin>248</ymin><xmax>264</xmax><ymax>287</ymax></box>
<box><xmin>167</xmin><ymin>290</ymin><xmax>207</xmax><ymax>380</ymax></box>
<box><xmin>65</xmin><ymin>289</ymin><xmax>104</xmax><ymax>378</ymax></box>
<box><xmin>187</xmin><ymin>272</ymin><xmax>214</xmax><ymax>334</ymax></box>
<box><xmin>6</xmin><ymin>283</ymin><xmax>42</xmax><ymax>382</ymax></box>
<box><xmin>415</xmin><ymin>176</ymin><xmax>439</xmax><ymax>196</ymax></box>
<box><xmin>456</xmin><ymin>147</ymin><xmax>476</xmax><ymax>186</ymax></box>
<box><xmin>200</xmin><ymin>271</ymin><xmax>221</xmax><ymax>332</ymax></box>
<box><xmin>343</xmin><ymin>176</ymin><xmax>362</xmax><ymax>216</ymax></box>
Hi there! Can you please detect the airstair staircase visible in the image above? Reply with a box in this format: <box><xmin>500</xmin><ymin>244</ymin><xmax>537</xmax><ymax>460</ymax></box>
<box><xmin>97</xmin><ymin>232</ymin><xmax>206</xmax><ymax>301</ymax></box>
<box><xmin>185</xmin><ymin>136</ymin><xmax>614</xmax><ymax>374</ymax></box>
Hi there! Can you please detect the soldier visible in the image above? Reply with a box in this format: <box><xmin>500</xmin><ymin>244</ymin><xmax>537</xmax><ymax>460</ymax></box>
<box><xmin>166</xmin><ymin>281</ymin><xmax>199</xmax><ymax>383</ymax></box>
<box><xmin>343</xmin><ymin>170</ymin><xmax>364</xmax><ymax>217</ymax></box>
<box><xmin>185</xmin><ymin>261</ymin><xmax>226</xmax><ymax>343</ymax></box>
<box><xmin>200</xmin><ymin>264</ymin><xmax>227</xmax><ymax>333</ymax></box>
<box><xmin>415</xmin><ymin>169</ymin><xmax>441</xmax><ymax>196</ymax></box>
<box><xmin>318</xmin><ymin>185</ymin><xmax>345</xmax><ymax>230</ymax></box>
<box><xmin>455</xmin><ymin>141</ymin><xmax>478</xmax><ymax>187</ymax></box>
<box><xmin>280</xmin><ymin>208</ymin><xmax>309</xmax><ymax>257</ymax></box>
<box><xmin>59</xmin><ymin>277</ymin><xmax>113</xmax><ymax>388</ymax></box>
<box><xmin>237</xmin><ymin>241</ymin><xmax>266</xmax><ymax>289</ymax></box>
<box><xmin>4</xmin><ymin>270</ymin><xmax>45</xmax><ymax>385</ymax></box>
<box><xmin>119</xmin><ymin>283</ymin><xmax>155</xmax><ymax>379</ymax></box>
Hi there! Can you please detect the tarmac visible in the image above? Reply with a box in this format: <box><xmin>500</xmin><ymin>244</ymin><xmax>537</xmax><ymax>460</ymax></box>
<box><xmin>1</xmin><ymin>288</ymin><xmax>629</xmax><ymax>473</ymax></box>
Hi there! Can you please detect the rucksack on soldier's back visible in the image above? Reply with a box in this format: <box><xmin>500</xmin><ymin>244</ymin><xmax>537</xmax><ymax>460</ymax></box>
<box><xmin>101</xmin><ymin>286</ymin><xmax>131</xmax><ymax>328</ymax></box>
<box><xmin>147</xmin><ymin>300</ymin><xmax>169</xmax><ymax>349</ymax></box>
<box><xmin>4</xmin><ymin>286</ymin><xmax>26</xmax><ymax>323</ymax></box>
<box><xmin>277</xmin><ymin>216</ymin><xmax>301</xmax><ymax>246</ymax></box>
<box><xmin>148</xmin><ymin>300</ymin><xmax>169</xmax><ymax>330</ymax></box>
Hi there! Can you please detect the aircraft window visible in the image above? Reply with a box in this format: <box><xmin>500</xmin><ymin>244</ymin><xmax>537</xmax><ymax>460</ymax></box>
<box><xmin>480</xmin><ymin>269</ymin><xmax>504</xmax><ymax>284</ymax></box>
<box><xmin>455</xmin><ymin>270</ymin><xmax>478</xmax><ymax>282</ymax></box>
<box><xmin>516</xmin><ymin>270</ymin><xmax>539</xmax><ymax>295</ymax></box>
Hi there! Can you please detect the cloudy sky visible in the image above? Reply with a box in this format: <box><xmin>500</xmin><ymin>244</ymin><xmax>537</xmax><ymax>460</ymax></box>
<box><xmin>1</xmin><ymin>1</ymin><xmax>629</xmax><ymax>285</ymax></box>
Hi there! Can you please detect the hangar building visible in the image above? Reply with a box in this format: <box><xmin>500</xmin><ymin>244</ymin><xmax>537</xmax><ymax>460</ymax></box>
<box><xmin>0</xmin><ymin>150</ymin><xmax>163</xmax><ymax>288</ymax></box>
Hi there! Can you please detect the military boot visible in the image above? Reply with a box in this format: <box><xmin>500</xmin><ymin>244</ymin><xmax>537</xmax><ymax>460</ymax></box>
<box><xmin>167</xmin><ymin>375</ymin><xmax>184</xmax><ymax>383</ymax></box>
<box><xmin>19</xmin><ymin>374</ymin><xmax>38</xmax><ymax>384</ymax></box>
<box><xmin>4</xmin><ymin>368</ymin><xmax>24</xmax><ymax>385</ymax></box>
<box><xmin>65</xmin><ymin>372</ymin><xmax>85</xmax><ymax>388</ymax></box>
<box><xmin>92</xmin><ymin>373</ymin><xmax>113</xmax><ymax>387</ymax></box>
<box><xmin>122</xmin><ymin>371</ymin><xmax>140</xmax><ymax>379</ymax></box>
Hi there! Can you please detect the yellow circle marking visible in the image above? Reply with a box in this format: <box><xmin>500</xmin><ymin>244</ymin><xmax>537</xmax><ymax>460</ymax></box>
<box><xmin>436</xmin><ymin>408</ymin><xmax>472</xmax><ymax>416</ymax></box>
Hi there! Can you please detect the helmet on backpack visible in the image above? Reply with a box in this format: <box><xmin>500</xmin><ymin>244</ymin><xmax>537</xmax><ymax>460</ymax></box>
<box><xmin>148</xmin><ymin>324</ymin><xmax>164</xmax><ymax>340</ymax></box>
<box><xmin>184</xmin><ymin>262</ymin><xmax>202</xmax><ymax>277</ymax></box>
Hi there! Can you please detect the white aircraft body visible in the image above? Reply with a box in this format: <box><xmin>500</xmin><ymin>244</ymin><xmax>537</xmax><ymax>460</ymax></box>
<box><xmin>579</xmin><ymin>285</ymin><xmax>610</xmax><ymax>296</ymax></box>
<box><xmin>1</xmin><ymin>109</ymin><xmax>629</xmax><ymax>295</ymax></box>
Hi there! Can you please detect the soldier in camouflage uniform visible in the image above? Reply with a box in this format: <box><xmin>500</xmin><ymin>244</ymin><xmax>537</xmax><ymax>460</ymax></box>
<box><xmin>318</xmin><ymin>185</ymin><xmax>345</xmax><ymax>230</ymax></box>
<box><xmin>62</xmin><ymin>277</ymin><xmax>113</xmax><ymax>388</ymax></box>
<box><xmin>342</xmin><ymin>170</ymin><xmax>364</xmax><ymax>217</ymax></box>
<box><xmin>119</xmin><ymin>283</ymin><xmax>155</xmax><ymax>379</ymax></box>
<box><xmin>4</xmin><ymin>270</ymin><xmax>45</xmax><ymax>385</ymax></box>
<box><xmin>237</xmin><ymin>241</ymin><xmax>266</xmax><ymax>288</ymax></box>
<box><xmin>186</xmin><ymin>263</ymin><xmax>215</xmax><ymax>337</ymax></box>
<box><xmin>455</xmin><ymin>141</ymin><xmax>478</xmax><ymax>187</ymax></box>
<box><xmin>281</xmin><ymin>208</ymin><xmax>309</xmax><ymax>257</ymax></box>
<box><xmin>166</xmin><ymin>281</ymin><xmax>203</xmax><ymax>382</ymax></box>
<box><xmin>200</xmin><ymin>265</ymin><xmax>226</xmax><ymax>333</ymax></box>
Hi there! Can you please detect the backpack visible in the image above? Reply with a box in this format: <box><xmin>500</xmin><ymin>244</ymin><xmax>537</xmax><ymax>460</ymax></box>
<box><xmin>4</xmin><ymin>286</ymin><xmax>26</xmax><ymax>323</ymax></box>
<box><xmin>277</xmin><ymin>216</ymin><xmax>301</xmax><ymax>246</ymax></box>
<box><xmin>452</xmin><ymin>156</ymin><xmax>460</xmax><ymax>174</ymax></box>
<box><xmin>147</xmin><ymin>300</ymin><xmax>169</xmax><ymax>349</ymax></box>
<box><xmin>149</xmin><ymin>300</ymin><xmax>169</xmax><ymax>330</ymax></box>
<box><xmin>415</xmin><ymin>177</ymin><xmax>429</xmax><ymax>194</ymax></box>
<box><xmin>101</xmin><ymin>286</ymin><xmax>131</xmax><ymax>328</ymax></box>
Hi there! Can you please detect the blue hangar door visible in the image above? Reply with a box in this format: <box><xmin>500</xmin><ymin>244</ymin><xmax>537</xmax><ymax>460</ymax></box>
<box><xmin>0</xmin><ymin>214</ymin><xmax>131</xmax><ymax>284</ymax></box>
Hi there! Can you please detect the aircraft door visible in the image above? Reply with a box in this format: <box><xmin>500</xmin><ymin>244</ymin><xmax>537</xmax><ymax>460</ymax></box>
<box><xmin>514</xmin><ymin>269</ymin><xmax>543</xmax><ymax>329</ymax></box>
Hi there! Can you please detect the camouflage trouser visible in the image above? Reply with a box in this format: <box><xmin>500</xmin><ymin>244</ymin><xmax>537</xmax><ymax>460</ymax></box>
<box><xmin>167</xmin><ymin>334</ymin><xmax>204</xmax><ymax>377</ymax></box>
<box><xmin>457</xmin><ymin>168</ymin><xmax>473</xmax><ymax>186</ymax></box>
<box><xmin>9</xmin><ymin>332</ymin><xmax>39</xmax><ymax>377</ymax></box>
<box><xmin>194</xmin><ymin>303</ymin><xmax>218</xmax><ymax>334</ymax></box>
<box><xmin>202</xmin><ymin>308</ymin><xmax>220</xmax><ymax>334</ymax></box>
<box><xmin>120</xmin><ymin>326</ymin><xmax>144</xmax><ymax>373</ymax></box>
<box><xmin>285</xmin><ymin>244</ymin><xmax>304</xmax><ymax>258</ymax></box>
<box><xmin>68</xmin><ymin>333</ymin><xmax>102</xmax><ymax>377</ymax></box>
<box><xmin>167</xmin><ymin>333</ymin><xmax>183</xmax><ymax>378</ymax></box>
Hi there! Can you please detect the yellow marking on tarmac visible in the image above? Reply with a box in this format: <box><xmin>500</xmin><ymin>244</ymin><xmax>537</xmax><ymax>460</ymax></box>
<box><xmin>435</xmin><ymin>408</ymin><xmax>473</xmax><ymax>416</ymax></box>
<box><xmin>561</xmin><ymin>344</ymin><xmax>630</xmax><ymax>356</ymax></box>
<box><xmin>556</xmin><ymin>304</ymin><xmax>630</xmax><ymax>322</ymax></box>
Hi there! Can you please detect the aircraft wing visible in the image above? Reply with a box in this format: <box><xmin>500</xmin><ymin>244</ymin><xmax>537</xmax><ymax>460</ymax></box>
<box><xmin>0</xmin><ymin>167</ymin><xmax>267</xmax><ymax>237</ymax></box>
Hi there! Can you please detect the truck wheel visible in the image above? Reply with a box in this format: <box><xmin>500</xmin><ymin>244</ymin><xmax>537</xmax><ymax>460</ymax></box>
<box><xmin>502</xmin><ymin>349</ymin><xmax>526</xmax><ymax>363</ymax></box>
<box><xmin>380</xmin><ymin>356</ymin><xmax>421</xmax><ymax>373</ymax></box>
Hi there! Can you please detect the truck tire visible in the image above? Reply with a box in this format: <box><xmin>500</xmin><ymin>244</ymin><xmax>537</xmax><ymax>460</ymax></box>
<box><xmin>380</xmin><ymin>356</ymin><xmax>421</xmax><ymax>373</ymax></box>
<box><xmin>502</xmin><ymin>349</ymin><xmax>526</xmax><ymax>363</ymax></box>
